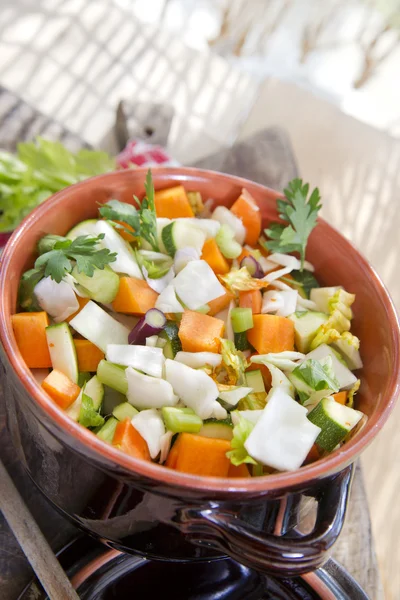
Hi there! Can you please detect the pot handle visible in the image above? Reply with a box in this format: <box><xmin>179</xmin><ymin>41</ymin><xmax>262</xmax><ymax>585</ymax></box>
<box><xmin>177</xmin><ymin>465</ymin><xmax>354</xmax><ymax>576</ymax></box>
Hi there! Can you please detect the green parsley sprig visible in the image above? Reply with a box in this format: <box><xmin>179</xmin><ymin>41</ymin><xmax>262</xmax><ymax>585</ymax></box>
<box><xmin>265</xmin><ymin>179</ymin><xmax>321</xmax><ymax>270</ymax></box>
<box><xmin>18</xmin><ymin>234</ymin><xmax>116</xmax><ymax>309</ymax></box>
<box><xmin>98</xmin><ymin>169</ymin><xmax>159</xmax><ymax>251</ymax></box>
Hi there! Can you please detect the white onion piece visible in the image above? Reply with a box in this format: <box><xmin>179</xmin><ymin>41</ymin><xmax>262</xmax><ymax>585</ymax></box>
<box><xmin>232</xmin><ymin>410</ymin><xmax>263</xmax><ymax>426</ymax></box>
<box><xmin>155</xmin><ymin>284</ymin><xmax>184</xmax><ymax>313</ymax></box>
<box><xmin>106</xmin><ymin>345</ymin><xmax>165</xmax><ymax>378</ymax></box>
<box><xmin>146</xmin><ymin>335</ymin><xmax>159</xmax><ymax>347</ymax></box>
<box><xmin>131</xmin><ymin>409</ymin><xmax>165</xmax><ymax>459</ymax></box>
<box><xmin>34</xmin><ymin>277</ymin><xmax>79</xmax><ymax>322</ymax></box>
<box><xmin>268</xmin><ymin>253</ymin><xmax>315</xmax><ymax>272</ymax></box>
<box><xmin>219</xmin><ymin>386</ymin><xmax>253</xmax><ymax>406</ymax></box>
<box><xmin>174</xmin><ymin>247</ymin><xmax>200</xmax><ymax>274</ymax></box>
<box><xmin>126</xmin><ymin>367</ymin><xmax>178</xmax><ymax>409</ymax></box>
<box><xmin>262</xmin><ymin>291</ymin><xmax>284</xmax><ymax>314</ymax></box>
<box><xmin>258</xmin><ymin>257</ymin><xmax>277</xmax><ymax>273</ymax></box>
<box><xmin>212</xmin><ymin>402</ymin><xmax>228</xmax><ymax>420</ymax></box>
<box><xmin>95</xmin><ymin>221</ymin><xmax>142</xmax><ymax>279</ymax></box>
<box><xmin>211</xmin><ymin>206</ymin><xmax>246</xmax><ymax>245</ymax></box>
<box><xmin>244</xmin><ymin>387</ymin><xmax>321</xmax><ymax>471</ymax></box>
<box><xmin>165</xmin><ymin>359</ymin><xmax>220</xmax><ymax>419</ymax></box>
<box><xmin>173</xmin><ymin>260</ymin><xmax>225</xmax><ymax>310</ymax></box>
<box><xmin>174</xmin><ymin>218</ymin><xmax>220</xmax><ymax>239</ymax></box>
<box><xmin>159</xmin><ymin>431</ymin><xmax>174</xmax><ymax>463</ymax></box>
<box><xmin>143</xmin><ymin>266</ymin><xmax>175</xmax><ymax>294</ymax></box>
<box><xmin>175</xmin><ymin>352</ymin><xmax>222</xmax><ymax>369</ymax></box>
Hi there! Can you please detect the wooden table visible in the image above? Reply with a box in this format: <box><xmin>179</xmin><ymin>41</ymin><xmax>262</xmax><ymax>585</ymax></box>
<box><xmin>0</xmin><ymin>88</ymin><xmax>383</xmax><ymax>600</ymax></box>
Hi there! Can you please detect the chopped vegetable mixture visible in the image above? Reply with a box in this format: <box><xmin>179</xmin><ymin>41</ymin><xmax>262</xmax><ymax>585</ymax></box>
<box><xmin>12</xmin><ymin>171</ymin><xmax>365</xmax><ymax>477</ymax></box>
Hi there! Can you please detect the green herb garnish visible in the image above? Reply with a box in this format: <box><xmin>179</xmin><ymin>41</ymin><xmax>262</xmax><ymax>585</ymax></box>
<box><xmin>99</xmin><ymin>169</ymin><xmax>159</xmax><ymax>251</ymax></box>
<box><xmin>265</xmin><ymin>179</ymin><xmax>321</xmax><ymax>270</ymax></box>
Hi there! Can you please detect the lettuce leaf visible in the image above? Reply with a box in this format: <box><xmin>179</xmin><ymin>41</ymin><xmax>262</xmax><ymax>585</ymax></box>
<box><xmin>0</xmin><ymin>137</ymin><xmax>116</xmax><ymax>233</ymax></box>
<box><xmin>226</xmin><ymin>413</ymin><xmax>257</xmax><ymax>466</ymax></box>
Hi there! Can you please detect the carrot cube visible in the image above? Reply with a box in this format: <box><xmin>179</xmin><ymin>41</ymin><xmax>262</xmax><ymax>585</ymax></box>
<box><xmin>228</xmin><ymin>463</ymin><xmax>251</xmax><ymax>478</ymax></box>
<box><xmin>167</xmin><ymin>433</ymin><xmax>231</xmax><ymax>477</ymax></box>
<box><xmin>332</xmin><ymin>391</ymin><xmax>348</xmax><ymax>405</ymax></box>
<box><xmin>239</xmin><ymin>290</ymin><xmax>262</xmax><ymax>314</ymax></box>
<box><xmin>74</xmin><ymin>339</ymin><xmax>105</xmax><ymax>372</ymax></box>
<box><xmin>247</xmin><ymin>314</ymin><xmax>294</xmax><ymax>354</ymax></box>
<box><xmin>112</xmin><ymin>418</ymin><xmax>151</xmax><ymax>461</ymax></box>
<box><xmin>154</xmin><ymin>186</ymin><xmax>194</xmax><ymax>218</ymax></box>
<box><xmin>179</xmin><ymin>310</ymin><xmax>224</xmax><ymax>353</ymax></box>
<box><xmin>207</xmin><ymin>288</ymin><xmax>234</xmax><ymax>316</ymax></box>
<box><xmin>201</xmin><ymin>238</ymin><xmax>230</xmax><ymax>275</ymax></box>
<box><xmin>112</xmin><ymin>277</ymin><xmax>158</xmax><ymax>315</ymax></box>
<box><xmin>11</xmin><ymin>312</ymin><xmax>52</xmax><ymax>368</ymax></box>
<box><xmin>42</xmin><ymin>369</ymin><xmax>80</xmax><ymax>409</ymax></box>
<box><xmin>230</xmin><ymin>189</ymin><xmax>262</xmax><ymax>246</ymax></box>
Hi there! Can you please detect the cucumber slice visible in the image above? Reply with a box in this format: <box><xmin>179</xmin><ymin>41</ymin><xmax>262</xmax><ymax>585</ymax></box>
<box><xmin>67</xmin><ymin>374</ymin><xmax>104</xmax><ymax>421</ymax></box>
<box><xmin>174</xmin><ymin>218</ymin><xmax>220</xmax><ymax>240</ymax></box>
<box><xmin>70</xmin><ymin>301</ymin><xmax>129</xmax><ymax>352</ymax></box>
<box><xmin>66</xmin><ymin>219</ymin><xmax>99</xmax><ymax>240</ymax></box>
<box><xmin>159</xmin><ymin>321</ymin><xmax>182</xmax><ymax>359</ymax></box>
<box><xmin>113</xmin><ymin>401</ymin><xmax>139</xmax><ymax>421</ymax></box>
<box><xmin>96</xmin><ymin>417</ymin><xmax>118</xmax><ymax>443</ymax></box>
<box><xmin>46</xmin><ymin>322</ymin><xmax>78</xmax><ymax>383</ymax></box>
<box><xmin>289</xmin><ymin>311</ymin><xmax>328</xmax><ymax>353</ymax></box>
<box><xmin>307</xmin><ymin>397</ymin><xmax>363</xmax><ymax>452</ymax></box>
<box><xmin>71</xmin><ymin>265</ymin><xmax>120</xmax><ymax>304</ymax></box>
<box><xmin>198</xmin><ymin>418</ymin><xmax>233</xmax><ymax>440</ymax></box>
<box><xmin>162</xmin><ymin>221</ymin><xmax>206</xmax><ymax>257</ymax></box>
<box><xmin>245</xmin><ymin>370</ymin><xmax>265</xmax><ymax>394</ymax></box>
<box><xmin>97</xmin><ymin>360</ymin><xmax>128</xmax><ymax>395</ymax></box>
<box><xmin>234</xmin><ymin>332</ymin><xmax>250</xmax><ymax>351</ymax></box>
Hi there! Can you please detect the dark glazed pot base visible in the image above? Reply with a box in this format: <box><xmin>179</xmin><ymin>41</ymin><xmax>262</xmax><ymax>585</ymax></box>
<box><xmin>19</xmin><ymin>537</ymin><xmax>368</xmax><ymax>600</ymax></box>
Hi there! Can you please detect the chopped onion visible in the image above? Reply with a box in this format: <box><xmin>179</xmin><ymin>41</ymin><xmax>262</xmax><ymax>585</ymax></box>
<box><xmin>126</xmin><ymin>368</ymin><xmax>178</xmax><ymax>410</ymax></box>
<box><xmin>174</xmin><ymin>247</ymin><xmax>200</xmax><ymax>274</ymax></box>
<box><xmin>165</xmin><ymin>359</ymin><xmax>220</xmax><ymax>419</ymax></box>
<box><xmin>175</xmin><ymin>351</ymin><xmax>222</xmax><ymax>369</ymax></box>
<box><xmin>262</xmin><ymin>289</ymin><xmax>297</xmax><ymax>317</ymax></box>
<box><xmin>159</xmin><ymin>431</ymin><xmax>174</xmax><ymax>463</ymax></box>
<box><xmin>211</xmin><ymin>206</ymin><xmax>246</xmax><ymax>245</ymax></box>
<box><xmin>146</xmin><ymin>335</ymin><xmax>159</xmax><ymax>347</ymax></box>
<box><xmin>128</xmin><ymin>309</ymin><xmax>166</xmax><ymax>345</ymax></box>
<box><xmin>155</xmin><ymin>284</ymin><xmax>184</xmax><ymax>313</ymax></box>
<box><xmin>240</xmin><ymin>256</ymin><xmax>264</xmax><ymax>279</ymax></box>
<box><xmin>34</xmin><ymin>276</ymin><xmax>79</xmax><ymax>322</ymax></box>
<box><xmin>131</xmin><ymin>409</ymin><xmax>166</xmax><ymax>459</ymax></box>
<box><xmin>172</xmin><ymin>260</ymin><xmax>225</xmax><ymax>310</ymax></box>
<box><xmin>143</xmin><ymin>266</ymin><xmax>175</xmax><ymax>294</ymax></box>
<box><xmin>106</xmin><ymin>344</ymin><xmax>166</xmax><ymax>378</ymax></box>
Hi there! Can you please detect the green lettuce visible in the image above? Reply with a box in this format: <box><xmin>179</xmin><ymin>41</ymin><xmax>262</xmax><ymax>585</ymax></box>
<box><xmin>79</xmin><ymin>393</ymin><xmax>105</xmax><ymax>429</ymax></box>
<box><xmin>0</xmin><ymin>137</ymin><xmax>116</xmax><ymax>233</ymax></box>
<box><xmin>226</xmin><ymin>413</ymin><xmax>257</xmax><ymax>466</ymax></box>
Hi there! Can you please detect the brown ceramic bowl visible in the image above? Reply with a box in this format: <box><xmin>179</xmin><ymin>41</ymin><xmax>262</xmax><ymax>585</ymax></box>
<box><xmin>1</xmin><ymin>168</ymin><xmax>399</xmax><ymax>576</ymax></box>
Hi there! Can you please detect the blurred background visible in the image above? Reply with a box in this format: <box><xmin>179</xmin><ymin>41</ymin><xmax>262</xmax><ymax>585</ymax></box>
<box><xmin>0</xmin><ymin>0</ymin><xmax>399</xmax><ymax>597</ymax></box>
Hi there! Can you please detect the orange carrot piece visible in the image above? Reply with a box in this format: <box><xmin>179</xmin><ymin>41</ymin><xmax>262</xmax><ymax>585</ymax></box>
<box><xmin>42</xmin><ymin>369</ymin><xmax>80</xmax><ymax>409</ymax></box>
<box><xmin>207</xmin><ymin>288</ymin><xmax>234</xmax><ymax>316</ymax></box>
<box><xmin>201</xmin><ymin>238</ymin><xmax>230</xmax><ymax>275</ymax></box>
<box><xmin>114</xmin><ymin>220</ymin><xmax>136</xmax><ymax>242</ymax></box>
<box><xmin>246</xmin><ymin>355</ymin><xmax>272</xmax><ymax>390</ymax></box>
<box><xmin>179</xmin><ymin>310</ymin><xmax>224</xmax><ymax>353</ymax></box>
<box><xmin>112</xmin><ymin>418</ymin><xmax>151</xmax><ymax>461</ymax></box>
<box><xmin>304</xmin><ymin>444</ymin><xmax>320</xmax><ymax>465</ymax></box>
<box><xmin>247</xmin><ymin>314</ymin><xmax>294</xmax><ymax>354</ymax></box>
<box><xmin>230</xmin><ymin>189</ymin><xmax>262</xmax><ymax>246</ymax></box>
<box><xmin>154</xmin><ymin>186</ymin><xmax>194</xmax><ymax>218</ymax></box>
<box><xmin>74</xmin><ymin>339</ymin><xmax>105</xmax><ymax>372</ymax></box>
<box><xmin>112</xmin><ymin>277</ymin><xmax>159</xmax><ymax>315</ymax></box>
<box><xmin>169</xmin><ymin>433</ymin><xmax>231</xmax><ymax>477</ymax></box>
<box><xmin>228</xmin><ymin>463</ymin><xmax>251</xmax><ymax>478</ymax></box>
<box><xmin>332</xmin><ymin>391</ymin><xmax>348</xmax><ymax>405</ymax></box>
<box><xmin>11</xmin><ymin>312</ymin><xmax>52</xmax><ymax>368</ymax></box>
<box><xmin>66</xmin><ymin>296</ymin><xmax>90</xmax><ymax>323</ymax></box>
<box><xmin>166</xmin><ymin>440</ymin><xmax>180</xmax><ymax>469</ymax></box>
<box><xmin>239</xmin><ymin>290</ymin><xmax>262</xmax><ymax>314</ymax></box>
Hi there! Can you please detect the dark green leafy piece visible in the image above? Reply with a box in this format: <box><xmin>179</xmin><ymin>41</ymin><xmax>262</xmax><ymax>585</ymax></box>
<box><xmin>292</xmin><ymin>358</ymin><xmax>339</xmax><ymax>393</ymax></box>
<box><xmin>265</xmin><ymin>178</ymin><xmax>322</xmax><ymax>270</ymax></box>
<box><xmin>290</xmin><ymin>270</ymin><xmax>320</xmax><ymax>298</ymax></box>
<box><xmin>18</xmin><ymin>268</ymin><xmax>45</xmax><ymax>310</ymax></box>
<box><xmin>99</xmin><ymin>199</ymin><xmax>140</xmax><ymax>236</ymax></box>
<box><xmin>79</xmin><ymin>393</ymin><xmax>105</xmax><ymax>428</ymax></box>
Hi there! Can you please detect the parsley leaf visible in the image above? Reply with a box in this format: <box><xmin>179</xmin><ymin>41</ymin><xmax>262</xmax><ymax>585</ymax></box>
<box><xmin>33</xmin><ymin>234</ymin><xmax>116</xmax><ymax>283</ymax></box>
<box><xmin>78</xmin><ymin>393</ymin><xmax>105</xmax><ymax>429</ymax></box>
<box><xmin>265</xmin><ymin>179</ymin><xmax>322</xmax><ymax>270</ymax></box>
<box><xmin>98</xmin><ymin>169</ymin><xmax>159</xmax><ymax>251</ymax></box>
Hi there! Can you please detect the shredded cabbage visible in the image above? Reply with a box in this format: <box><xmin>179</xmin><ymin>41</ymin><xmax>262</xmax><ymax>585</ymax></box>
<box><xmin>347</xmin><ymin>379</ymin><xmax>360</xmax><ymax>408</ymax></box>
<box><xmin>220</xmin><ymin>339</ymin><xmax>248</xmax><ymax>385</ymax></box>
<box><xmin>226</xmin><ymin>413</ymin><xmax>257</xmax><ymax>466</ymax></box>
<box><xmin>310</xmin><ymin>288</ymin><xmax>357</xmax><ymax>351</ymax></box>
<box><xmin>251</xmin><ymin>351</ymin><xmax>305</xmax><ymax>372</ymax></box>
<box><xmin>219</xmin><ymin>267</ymin><xmax>266</xmax><ymax>293</ymax></box>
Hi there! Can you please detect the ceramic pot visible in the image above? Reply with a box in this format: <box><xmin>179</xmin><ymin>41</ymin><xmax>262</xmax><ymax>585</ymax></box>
<box><xmin>1</xmin><ymin>168</ymin><xmax>399</xmax><ymax>576</ymax></box>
